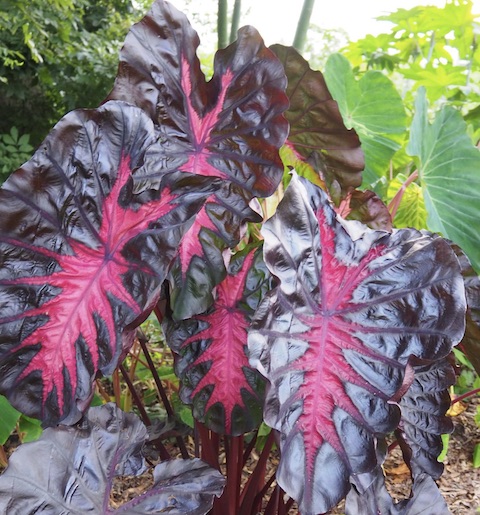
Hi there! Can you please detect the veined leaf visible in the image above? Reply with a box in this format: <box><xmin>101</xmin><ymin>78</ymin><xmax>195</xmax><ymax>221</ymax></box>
<box><xmin>407</xmin><ymin>87</ymin><xmax>480</xmax><ymax>274</ymax></box>
<box><xmin>343</xmin><ymin>189</ymin><xmax>392</xmax><ymax>231</ymax></box>
<box><xmin>324</xmin><ymin>53</ymin><xmax>407</xmax><ymax>185</ymax></box>
<box><xmin>248</xmin><ymin>173</ymin><xmax>465</xmax><ymax>514</ymax></box>
<box><xmin>271</xmin><ymin>45</ymin><xmax>364</xmax><ymax>193</ymax></box>
<box><xmin>387</xmin><ymin>174</ymin><xmax>428</xmax><ymax>230</ymax></box>
<box><xmin>0</xmin><ymin>101</ymin><xmax>216</xmax><ymax>426</ymax></box>
<box><xmin>0</xmin><ymin>395</ymin><xmax>20</xmax><ymax>445</ymax></box>
<box><xmin>397</xmin><ymin>359</ymin><xmax>455</xmax><ymax>479</ymax></box>
<box><xmin>0</xmin><ymin>403</ymin><xmax>225</xmax><ymax>514</ymax></box>
<box><xmin>108</xmin><ymin>0</ymin><xmax>288</xmax><ymax>318</ymax></box>
<box><xmin>453</xmin><ymin>244</ymin><xmax>480</xmax><ymax>375</ymax></box>
<box><xmin>346</xmin><ymin>464</ymin><xmax>450</xmax><ymax>515</ymax></box>
<box><xmin>165</xmin><ymin>247</ymin><xmax>270</xmax><ymax>435</ymax></box>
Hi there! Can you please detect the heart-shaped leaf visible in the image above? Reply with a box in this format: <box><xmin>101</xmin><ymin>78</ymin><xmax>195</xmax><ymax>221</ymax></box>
<box><xmin>0</xmin><ymin>403</ymin><xmax>225</xmax><ymax>514</ymax></box>
<box><xmin>324</xmin><ymin>53</ymin><xmax>407</xmax><ymax>185</ymax></box>
<box><xmin>248</xmin><ymin>173</ymin><xmax>465</xmax><ymax>514</ymax></box>
<box><xmin>271</xmin><ymin>45</ymin><xmax>364</xmax><ymax>193</ymax></box>
<box><xmin>108</xmin><ymin>0</ymin><xmax>288</xmax><ymax>318</ymax></box>
<box><xmin>165</xmin><ymin>247</ymin><xmax>270</xmax><ymax>435</ymax></box>
<box><xmin>407</xmin><ymin>87</ymin><xmax>480</xmax><ymax>274</ymax></box>
<box><xmin>0</xmin><ymin>101</ymin><xmax>215</xmax><ymax>426</ymax></box>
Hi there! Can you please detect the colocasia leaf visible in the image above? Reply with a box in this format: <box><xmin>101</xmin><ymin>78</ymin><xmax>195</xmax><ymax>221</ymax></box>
<box><xmin>271</xmin><ymin>45</ymin><xmax>364</xmax><ymax>193</ymax></box>
<box><xmin>342</xmin><ymin>189</ymin><xmax>392</xmax><ymax>232</ymax></box>
<box><xmin>453</xmin><ymin>244</ymin><xmax>480</xmax><ymax>375</ymax></box>
<box><xmin>165</xmin><ymin>247</ymin><xmax>270</xmax><ymax>435</ymax></box>
<box><xmin>0</xmin><ymin>403</ymin><xmax>225</xmax><ymax>514</ymax></box>
<box><xmin>345</xmin><ymin>465</ymin><xmax>450</xmax><ymax>515</ymax></box>
<box><xmin>248</xmin><ymin>173</ymin><xmax>465</xmax><ymax>514</ymax></box>
<box><xmin>0</xmin><ymin>101</ymin><xmax>216</xmax><ymax>427</ymax></box>
<box><xmin>397</xmin><ymin>359</ymin><xmax>455</xmax><ymax>479</ymax></box>
<box><xmin>107</xmin><ymin>0</ymin><xmax>289</xmax><ymax>317</ymax></box>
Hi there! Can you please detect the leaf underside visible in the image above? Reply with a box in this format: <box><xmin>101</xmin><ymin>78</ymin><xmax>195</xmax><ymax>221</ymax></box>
<box><xmin>0</xmin><ymin>101</ymin><xmax>214</xmax><ymax>426</ymax></box>
<box><xmin>248</xmin><ymin>173</ymin><xmax>465</xmax><ymax>514</ymax></box>
<box><xmin>165</xmin><ymin>247</ymin><xmax>270</xmax><ymax>435</ymax></box>
<box><xmin>0</xmin><ymin>403</ymin><xmax>225</xmax><ymax>515</ymax></box>
<box><xmin>108</xmin><ymin>0</ymin><xmax>289</xmax><ymax>318</ymax></box>
<box><xmin>271</xmin><ymin>45</ymin><xmax>364</xmax><ymax>194</ymax></box>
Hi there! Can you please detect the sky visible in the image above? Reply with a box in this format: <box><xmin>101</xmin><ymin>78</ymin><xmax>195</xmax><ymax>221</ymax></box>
<box><xmin>172</xmin><ymin>0</ymin><xmax>480</xmax><ymax>48</ymax></box>
<box><xmin>241</xmin><ymin>0</ymin><xmax>480</xmax><ymax>44</ymax></box>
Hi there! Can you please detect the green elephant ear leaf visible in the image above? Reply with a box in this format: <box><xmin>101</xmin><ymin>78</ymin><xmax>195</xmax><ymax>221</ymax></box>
<box><xmin>324</xmin><ymin>53</ymin><xmax>407</xmax><ymax>185</ymax></box>
<box><xmin>407</xmin><ymin>87</ymin><xmax>480</xmax><ymax>273</ymax></box>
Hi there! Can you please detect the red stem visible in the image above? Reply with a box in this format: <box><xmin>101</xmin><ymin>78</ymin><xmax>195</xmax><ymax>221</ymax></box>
<box><xmin>452</xmin><ymin>387</ymin><xmax>480</xmax><ymax>404</ymax></box>
<box><xmin>388</xmin><ymin>169</ymin><xmax>419</xmax><ymax>220</ymax></box>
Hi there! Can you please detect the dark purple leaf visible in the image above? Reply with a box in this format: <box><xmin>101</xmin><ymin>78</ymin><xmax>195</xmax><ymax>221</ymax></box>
<box><xmin>271</xmin><ymin>44</ymin><xmax>364</xmax><ymax>193</ymax></box>
<box><xmin>248</xmin><ymin>173</ymin><xmax>466</xmax><ymax>514</ymax></box>
<box><xmin>168</xmin><ymin>187</ymin><xmax>258</xmax><ymax>319</ymax></box>
<box><xmin>342</xmin><ymin>189</ymin><xmax>393</xmax><ymax>232</ymax></box>
<box><xmin>346</xmin><ymin>465</ymin><xmax>450</xmax><ymax>515</ymax></box>
<box><xmin>108</xmin><ymin>0</ymin><xmax>288</xmax><ymax>196</ymax></box>
<box><xmin>397</xmin><ymin>359</ymin><xmax>455</xmax><ymax>479</ymax></box>
<box><xmin>0</xmin><ymin>101</ymin><xmax>215</xmax><ymax>426</ymax></box>
<box><xmin>165</xmin><ymin>247</ymin><xmax>270</xmax><ymax>435</ymax></box>
<box><xmin>107</xmin><ymin>0</ymin><xmax>288</xmax><ymax>318</ymax></box>
<box><xmin>0</xmin><ymin>403</ymin><xmax>225</xmax><ymax>514</ymax></box>
<box><xmin>453</xmin><ymin>244</ymin><xmax>480</xmax><ymax>374</ymax></box>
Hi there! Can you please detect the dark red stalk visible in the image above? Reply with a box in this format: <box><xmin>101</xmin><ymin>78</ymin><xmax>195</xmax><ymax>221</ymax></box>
<box><xmin>388</xmin><ymin>169</ymin><xmax>419</xmax><ymax>220</ymax></box>
<box><xmin>264</xmin><ymin>482</ymin><xmax>281</xmax><ymax>515</ymax></box>
<box><xmin>239</xmin><ymin>430</ymin><xmax>276</xmax><ymax>514</ymax></box>
<box><xmin>451</xmin><ymin>387</ymin><xmax>480</xmax><ymax>404</ymax></box>
<box><xmin>224</xmin><ymin>436</ymin><xmax>243</xmax><ymax>514</ymax></box>
<box><xmin>119</xmin><ymin>364</ymin><xmax>172</xmax><ymax>462</ymax></box>
<box><xmin>137</xmin><ymin>331</ymin><xmax>190</xmax><ymax>458</ymax></box>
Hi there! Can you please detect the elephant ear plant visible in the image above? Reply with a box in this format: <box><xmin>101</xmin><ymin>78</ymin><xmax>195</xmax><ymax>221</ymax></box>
<box><xmin>0</xmin><ymin>1</ymin><xmax>471</xmax><ymax>514</ymax></box>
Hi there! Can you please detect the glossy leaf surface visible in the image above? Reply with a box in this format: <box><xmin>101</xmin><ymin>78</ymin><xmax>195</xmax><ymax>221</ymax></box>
<box><xmin>324</xmin><ymin>53</ymin><xmax>407</xmax><ymax>184</ymax></box>
<box><xmin>454</xmin><ymin>244</ymin><xmax>480</xmax><ymax>375</ymax></box>
<box><xmin>407</xmin><ymin>87</ymin><xmax>480</xmax><ymax>273</ymax></box>
<box><xmin>346</xmin><ymin>465</ymin><xmax>450</xmax><ymax>515</ymax></box>
<box><xmin>341</xmin><ymin>189</ymin><xmax>392</xmax><ymax>232</ymax></box>
<box><xmin>271</xmin><ymin>45</ymin><xmax>364</xmax><ymax>193</ymax></box>
<box><xmin>108</xmin><ymin>0</ymin><xmax>288</xmax><ymax>318</ymax></box>
<box><xmin>397</xmin><ymin>359</ymin><xmax>455</xmax><ymax>479</ymax></box>
<box><xmin>0</xmin><ymin>102</ymin><xmax>214</xmax><ymax>426</ymax></box>
<box><xmin>0</xmin><ymin>403</ymin><xmax>225</xmax><ymax>514</ymax></box>
<box><xmin>165</xmin><ymin>247</ymin><xmax>270</xmax><ymax>435</ymax></box>
<box><xmin>248</xmin><ymin>174</ymin><xmax>465</xmax><ymax>514</ymax></box>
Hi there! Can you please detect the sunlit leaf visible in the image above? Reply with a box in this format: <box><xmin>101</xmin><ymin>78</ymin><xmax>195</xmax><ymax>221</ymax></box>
<box><xmin>407</xmin><ymin>87</ymin><xmax>480</xmax><ymax>273</ymax></box>
<box><xmin>324</xmin><ymin>53</ymin><xmax>407</xmax><ymax>184</ymax></box>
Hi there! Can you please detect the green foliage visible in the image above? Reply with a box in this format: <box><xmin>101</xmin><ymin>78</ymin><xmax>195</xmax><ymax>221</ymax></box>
<box><xmin>323</xmin><ymin>53</ymin><xmax>407</xmax><ymax>185</ymax></box>
<box><xmin>344</xmin><ymin>0</ymin><xmax>480</xmax><ymax>107</ymax></box>
<box><xmin>0</xmin><ymin>126</ymin><xmax>33</xmax><ymax>182</ymax></box>
<box><xmin>0</xmin><ymin>396</ymin><xmax>20</xmax><ymax>445</ymax></box>
<box><xmin>386</xmin><ymin>173</ymin><xmax>428</xmax><ymax>229</ymax></box>
<box><xmin>407</xmin><ymin>87</ymin><xmax>480</xmax><ymax>273</ymax></box>
<box><xmin>0</xmin><ymin>0</ymin><xmax>150</xmax><ymax>145</ymax></box>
